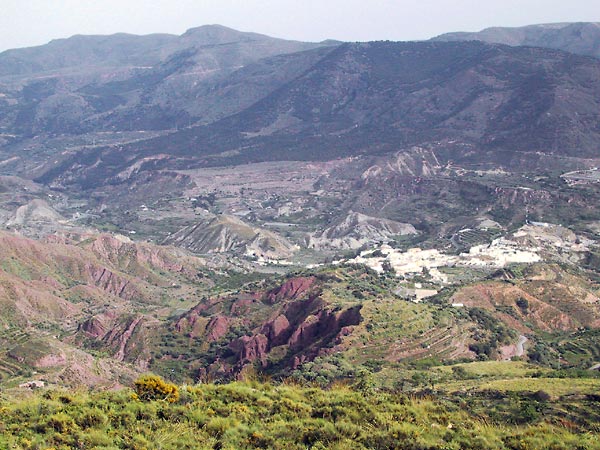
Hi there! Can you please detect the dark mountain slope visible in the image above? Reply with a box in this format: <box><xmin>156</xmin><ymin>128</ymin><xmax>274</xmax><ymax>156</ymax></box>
<box><xmin>78</xmin><ymin>45</ymin><xmax>338</xmax><ymax>132</ymax></box>
<box><xmin>433</xmin><ymin>22</ymin><xmax>600</xmax><ymax>59</ymax></box>
<box><xmin>195</xmin><ymin>41</ymin><xmax>600</xmax><ymax>162</ymax></box>
<box><xmin>38</xmin><ymin>40</ymin><xmax>600</xmax><ymax>189</ymax></box>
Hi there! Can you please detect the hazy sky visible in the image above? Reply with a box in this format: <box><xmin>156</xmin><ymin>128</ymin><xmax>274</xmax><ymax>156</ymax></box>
<box><xmin>1</xmin><ymin>0</ymin><xmax>599</xmax><ymax>52</ymax></box>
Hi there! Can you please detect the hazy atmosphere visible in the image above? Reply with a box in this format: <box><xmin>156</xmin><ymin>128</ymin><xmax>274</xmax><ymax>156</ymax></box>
<box><xmin>1</xmin><ymin>0</ymin><xmax>599</xmax><ymax>51</ymax></box>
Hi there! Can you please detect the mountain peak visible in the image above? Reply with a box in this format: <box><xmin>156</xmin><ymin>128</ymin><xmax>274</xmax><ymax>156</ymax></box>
<box><xmin>181</xmin><ymin>24</ymin><xmax>268</xmax><ymax>44</ymax></box>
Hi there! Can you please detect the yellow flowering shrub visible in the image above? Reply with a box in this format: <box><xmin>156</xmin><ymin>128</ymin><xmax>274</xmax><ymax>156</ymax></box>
<box><xmin>133</xmin><ymin>374</ymin><xmax>180</xmax><ymax>403</ymax></box>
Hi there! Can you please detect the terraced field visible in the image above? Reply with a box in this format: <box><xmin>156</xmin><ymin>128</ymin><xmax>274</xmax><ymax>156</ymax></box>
<box><xmin>450</xmin><ymin>228</ymin><xmax>500</xmax><ymax>252</ymax></box>
<box><xmin>0</xmin><ymin>326</ymin><xmax>30</xmax><ymax>347</ymax></box>
<box><xmin>0</xmin><ymin>354</ymin><xmax>26</xmax><ymax>380</ymax></box>
<box><xmin>554</xmin><ymin>329</ymin><xmax>600</xmax><ymax>366</ymax></box>
<box><xmin>0</xmin><ymin>328</ymin><xmax>31</xmax><ymax>379</ymax></box>
<box><xmin>343</xmin><ymin>299</ymin><xmax>474</xmax><ymax>364</ymax></box>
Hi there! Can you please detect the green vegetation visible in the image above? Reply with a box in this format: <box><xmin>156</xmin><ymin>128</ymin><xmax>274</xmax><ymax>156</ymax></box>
<box><xmin>467</xmin><ymin>308</ymin><xmax>516</xmax><ymax>360</ymax></box>
<box><xmin>198</xmin><ymin>268</ymin><xmax>277</xmax><ymax>294</ymax></box>
<box><xmin>1</xmin><ymin>375</ymin><xmax>599</xmax><ymax>450</ymax></box>
<box><xmin>551</xmin><ymin>329</ymin><xmax>600</xmax><ymax>368</ymax></box>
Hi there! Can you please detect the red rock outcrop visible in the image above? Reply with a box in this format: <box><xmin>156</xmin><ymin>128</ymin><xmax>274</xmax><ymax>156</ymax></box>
<box><xmin>261</xmin><ymin>314</ymin><xmax>291</xmax><ymax>346</ymax></box>
<box><xmin>171</xmin><ymin>275</ymin><xmax>362</xmax><ymax>377</ymax></box>
<box><xmin>265</xmin><ymin>276</ymin><xmax>317</xmax><ymax>304</ymax></box>
<box><xmin>175</xmin><ymin>296</ymin><xmax>225</xmax><ymax>336</ymax></box>
<box><xmin>235</xmin><ymin>334</ymin><xmax>269</xmax><ymax>367</ymax></box>
<box><xmin>86</xmin><ymin>265</ymin><xmax>140</xmax><ymax>301</ymax></box>
<box><xmin>228</xmin><ymin>304</ymin><xmax>362</xmax><ymax>373</ymax></box>
<box><xmin>206</xmin><ymin>315</ymin><xmax>232</xmax><ymax>342</ymax></box>
<box><xmin>101</xmin><ymin>315</ymin><xmax>144</xmax><ymax>362</ymax></box>
<box><xmin>288</xmin><ymin>306</ymin><xmax>362</xmax><ymax>352</ymax></box>
<box><xmin>78</xmin><ymin>316</ymin><xmax>108</xmax><ymax>339</ymax></box>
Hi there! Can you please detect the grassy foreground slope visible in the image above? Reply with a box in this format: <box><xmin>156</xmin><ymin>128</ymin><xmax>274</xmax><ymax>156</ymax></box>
<box><xmin>1</xmin><ymin>371</ymin><xmax>599</xmax><ymax>450</ymax></box>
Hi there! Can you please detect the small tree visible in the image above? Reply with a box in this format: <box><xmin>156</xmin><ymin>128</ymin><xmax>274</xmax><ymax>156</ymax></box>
<box><xmin>133</xmin><ymin>374</ymin><xmax>179</xmax><ymax>403</ymax></box>
<box><xmin>516</xmin><ymin>297</ymin><xmax>529</xmax><ymax>313</ymax></box>
<box><xmin>353</xmin><ymin>367</ymin><xmax>375</xmax><ymax>394</ymax></box>
<box><xmin>382</xmin><ymin>260</ymin><xmax>396</xmax><ymax>276</ymax></box>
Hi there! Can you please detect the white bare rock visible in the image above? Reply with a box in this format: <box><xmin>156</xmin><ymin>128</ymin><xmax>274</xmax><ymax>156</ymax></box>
<box><xmin>6</xmin><ymin>199</ymin><xmax>66</xmax><ymax>227</ymax></box>
<box><xmin>308</xmin><ymin>211</ymin><xmax>417</xmax><ymax>250</ymax></box>
<box><xmin>164</xmin><ymin>214</ymin><xmax>296</xmax><ymax>260</ymax></box>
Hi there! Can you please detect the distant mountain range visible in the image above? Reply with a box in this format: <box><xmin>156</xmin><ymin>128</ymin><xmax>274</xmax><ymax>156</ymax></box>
<box><xmin>1</xmin><ymin>24</ymin><xmax>599</xmax><ymax>182</ymax></box>
<box><xmin>30</xmin><ymin>39</ymin><xmax>600</xmax><ymax>190</ymax></box>
<box><xmin>433</xmin><ymin>22</ymin><xmax>600</xmax><ymax>59</ymax></box>
<box><xmin>1</xmin><ymin>23</ymin><xmax>599</xmax><ymax>253</ymax></box>
<box><xmin>0</xmin><ymin>25</ymin><xmax>328</xmax><ymax>137</ymax></box>
<box><xmin>0</xmin><ymin>24</ymin><xmax>324</xmax><ymax>77</ymax></box>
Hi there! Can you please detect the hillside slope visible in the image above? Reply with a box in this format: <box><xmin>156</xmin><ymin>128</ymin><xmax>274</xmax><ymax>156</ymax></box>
<box><xmin>0</xmin><ymin>231</ymin><xmax>211</xmax><ymax>386</ymax></box>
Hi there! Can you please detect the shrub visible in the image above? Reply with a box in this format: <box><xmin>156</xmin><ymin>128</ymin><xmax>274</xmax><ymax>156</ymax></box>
<box><xmin>133</xmin><ymin>374</ymin><xmax>180</xmax><ymax>403</ymax></box>
<box><xmin>532</xmin><ymin>390</ymin><xmax>551</xmax><ymax>402</ymax></box>
<box><xmin>75</xmin><ymin>408</ymin><xmax>107</xmax><ymax>429</ymax></box>
<box><xmin>46</xmin><ymin>412</ymin><xmax>76</xmax><ymax>433</ymax></box>
<box><xmin>205</xmin><ymin>416</ymin><xmax>239</xmax><ymax>438</ymax></box>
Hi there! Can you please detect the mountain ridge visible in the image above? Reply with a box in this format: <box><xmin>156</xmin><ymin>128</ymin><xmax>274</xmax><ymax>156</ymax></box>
<box><xmin>433</xmin><ymin>22</ymin><xmax>600</xmax><ymax>59</ymax></box>
<box><xmin>0</xmin><ymin>24</ymin><xmax>323</xmax><ymax>77</ymax></box>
